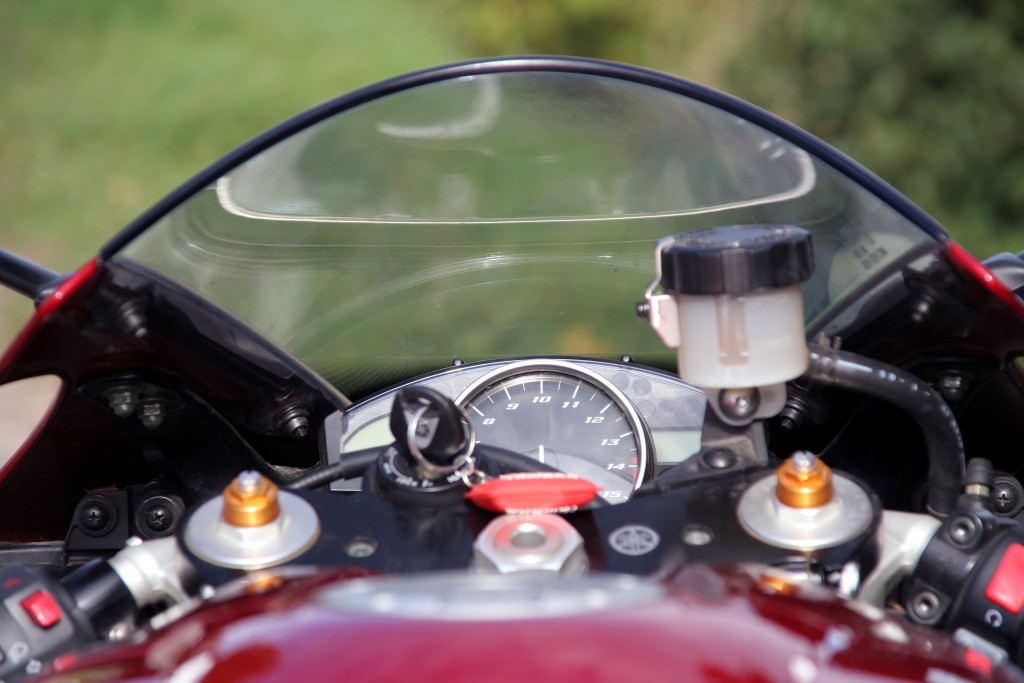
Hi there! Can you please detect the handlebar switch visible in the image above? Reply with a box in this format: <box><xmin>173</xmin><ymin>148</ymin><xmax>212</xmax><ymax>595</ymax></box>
<box><xmin>0</xmin><ymin>565</ymin><xmax>95</xmax><ymax>679</ymax></box>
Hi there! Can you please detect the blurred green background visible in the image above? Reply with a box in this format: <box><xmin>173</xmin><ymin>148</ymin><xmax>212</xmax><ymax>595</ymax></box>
<box><xmin>1</xmin><ymin>0</ymin><xmax>1023</xmax><ymax>346</ymax></box>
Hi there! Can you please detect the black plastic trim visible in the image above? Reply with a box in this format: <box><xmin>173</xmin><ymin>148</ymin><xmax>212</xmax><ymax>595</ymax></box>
<box><xmin>0</xmin><ymin>248</ymin><xmax>62</xmax><ymax>301</ymax></box>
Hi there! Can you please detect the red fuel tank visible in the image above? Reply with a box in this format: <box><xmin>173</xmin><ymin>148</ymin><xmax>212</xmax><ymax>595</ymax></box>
<box><xmin>42</xmin><ymin>566</ymin><xmax>1007</xmax><ymax>682</ymax></box>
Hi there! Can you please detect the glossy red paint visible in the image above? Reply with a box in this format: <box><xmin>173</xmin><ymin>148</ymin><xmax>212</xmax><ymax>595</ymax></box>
<box><xmin>0</xmin><ymin>258</ymin><xmax>100</xmax><ymax>488</ymax></box>
<box><xmin>947</xmin><ymin>241</ymin><xmax>1024</xmax><ymax>322</ymax></box>
<box><xmin>42</xmin><ymin>567</ymin><xmax>1011</xmax><ymax>682</ymax></box>
<box><xmin>0</xmin><ymin>258</ymin><xmax>100</xmax><ymax>377</ymax></box>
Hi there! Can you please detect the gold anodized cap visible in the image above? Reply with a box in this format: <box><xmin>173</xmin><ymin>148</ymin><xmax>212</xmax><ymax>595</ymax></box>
<box><xmin>775</xmin><ymin>451</ymin><xmax>833</xmax><ymax>508</ymax></box>
<box><xmin>222</xmin><ymin>471</ymin><xmax>281</xmax><ymax>527</ymax></box>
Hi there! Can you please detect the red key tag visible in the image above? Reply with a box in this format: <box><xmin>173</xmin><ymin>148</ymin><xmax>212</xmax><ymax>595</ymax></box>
<box><xmin>464</xmin><ymin>472</ymin><xmax>600</xmax><ymax>514</ymax></box>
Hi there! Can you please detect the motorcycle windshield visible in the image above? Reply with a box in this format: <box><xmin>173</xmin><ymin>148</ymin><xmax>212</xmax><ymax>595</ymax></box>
<box><xmin>113</xmin><ymin>63</ymin><xmax>941</xmax><ymax>400</ymax></box>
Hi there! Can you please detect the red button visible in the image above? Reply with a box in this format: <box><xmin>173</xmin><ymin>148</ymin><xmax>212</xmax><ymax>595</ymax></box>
<box><xmin>20</xmin><ymin>591</ymin><xmax>62</xmax><ymax>629</ymax></box>
<box><xmin>964</xmin><ymin>648</ymin><xmax>993</xmax><ymax>676</ymax></box>
<box><xmin>986</xmin><ymin>542</ymin><xmax>1024</xmax><ymax>614</ymax></box>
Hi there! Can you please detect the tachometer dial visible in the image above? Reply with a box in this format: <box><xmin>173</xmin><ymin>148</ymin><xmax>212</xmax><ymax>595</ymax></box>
<box><xmin>456</xmin><ymin>361</ymin><xmax>648</xmax><ymax>503</ymax></box>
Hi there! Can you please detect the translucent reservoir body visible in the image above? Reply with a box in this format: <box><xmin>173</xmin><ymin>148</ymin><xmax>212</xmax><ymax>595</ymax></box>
<box><xmin>673</xmin><ymin>285</ymin><xmax>807</xmax><ymax>388</ymax></box>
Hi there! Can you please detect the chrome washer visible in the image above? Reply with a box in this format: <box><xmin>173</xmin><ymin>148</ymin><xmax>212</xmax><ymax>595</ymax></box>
<box><xmin>185</xmin><ymin>491</ymin><xmax>320</xmax><ymax>570</ymax></box>
<box><xmin>737</xmin><ymin>472</ymin><xmax>874</xmax><ymax>551</ymax></box>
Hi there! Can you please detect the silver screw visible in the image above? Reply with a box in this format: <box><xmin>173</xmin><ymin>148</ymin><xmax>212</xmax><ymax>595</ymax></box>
<box><xmin>107</xmin><ymin>390</ymin><xmax>136</xmax><ymax>419</ymax></box>
<box><xmin>237</xmin><ymin>470</ymin><xmax>262</xmax><ymax>493</ymax></box>
<box><xmin>791</xmin><ymin>451</ymin><xmax>817</xmax><ymax>473</ymax></box>
<box><xmin>910</xmin><ymin>591</ymin><xmax>942</xmax><ymax>624</ymax></box>
<box><xmin>345</xmin><ymin>537</ymin><xmax>378</xmax><ymax>558</ymax></box>
<box><xmin>718</xmin><ymin>387</ymin><xmax>760</xmax><ymax>420</ymax></box>
<box><xmin>938</xmin><ymin>374</ymin><xmax>967</xmax><ymax>402</ymax></box>
<box><xmin>139</xmin><ymin>401</ymin><xmax>165</xmax><ymax>429</ymax></box>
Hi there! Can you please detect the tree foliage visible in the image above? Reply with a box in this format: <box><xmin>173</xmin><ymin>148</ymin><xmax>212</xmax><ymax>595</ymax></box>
<box><xmin>726</xmin><ymin>0</ymin><xmax>1024</xmax><ymax>253</ymax></box>
<box><xmin>447</xmin><ymin>0</ymin><xmax>1024</xmax><ymax>254</ymax></box>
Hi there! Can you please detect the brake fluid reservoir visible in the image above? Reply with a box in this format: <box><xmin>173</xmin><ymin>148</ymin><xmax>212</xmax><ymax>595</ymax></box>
<box><xmin>647</xmin><ymin>225</ymin><xmax>814</xmax><ymax>389</ymax></box>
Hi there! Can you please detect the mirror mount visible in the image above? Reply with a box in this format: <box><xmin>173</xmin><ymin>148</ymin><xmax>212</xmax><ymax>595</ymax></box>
<box><xmin>0</xmin><ymin>248</ymin><xmax>63</xmax><ymax>305</ymax></box>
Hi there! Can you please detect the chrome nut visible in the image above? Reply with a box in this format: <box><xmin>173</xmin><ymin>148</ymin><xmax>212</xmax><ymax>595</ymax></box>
<box><xmin>473</xmin><ymin>514</ymin><xmax>587</xmax><ymax>577</ymax></box>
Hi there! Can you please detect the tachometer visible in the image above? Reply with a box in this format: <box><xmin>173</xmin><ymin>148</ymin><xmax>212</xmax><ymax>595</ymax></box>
<box><xmin>456</xmin><ymin>360</ymin><xmax>648</xmax><ymax>503</ymax></box>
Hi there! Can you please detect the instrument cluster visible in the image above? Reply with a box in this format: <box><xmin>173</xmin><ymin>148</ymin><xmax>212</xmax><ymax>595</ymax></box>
<box><xmin>326</xmin><ymin>357</ymin><xmax>706</xmax><ymax>502</ymax></box>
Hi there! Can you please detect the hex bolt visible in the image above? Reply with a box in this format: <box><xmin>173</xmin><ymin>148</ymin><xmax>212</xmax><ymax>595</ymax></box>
<box><xmin>775</xmin><ymin>452</ymin><xmax>833</xmax><ymax>508</ymax></box>
<box><xmin>139</xmin><ymin>402</ymin><xmax>165</xmax><ymax>429</ymax></box>
<box><xmin>278</xmin><ymin>409</ymin><xmax>310</xmax><ymax>440</ymax></box>
<box><xmin>948</xmin><ymin>515</ymin><xmax>979</xmax><ymax>548</ymax></box>
<box><xmin>938</xmin><ymin>374</ymin><xmax>967</xmax><ymax>402</ymax></box>
<box><xmin>107</xmin><ymin>390</ymin><xmax>136</xmax><ymax>419</ymax></box>
<box><xmin>222</xmin><ymin>471</ymin><xmax>280</xmax><ymax>527</ymax></box>
<box><xmin>909</xmin><ymin>591</ymin><xmax>943</xmax><ymax>624</ymax></box>
<box><xmin>289</xmin><ymin>417</ymin><xmax>310</xmax><ymax>439</ymax></box>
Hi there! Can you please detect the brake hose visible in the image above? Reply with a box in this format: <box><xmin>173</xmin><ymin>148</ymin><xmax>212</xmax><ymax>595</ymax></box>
<box><xmin>804</xmin><ymin>343</ymin><xmax>965</xmax><ymax>516</ymax></box>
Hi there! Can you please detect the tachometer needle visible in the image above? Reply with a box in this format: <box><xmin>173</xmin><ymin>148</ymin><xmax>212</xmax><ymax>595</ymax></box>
<box><xmin>538</xmin><ymin>444</ymin><xmax>545</xmax><ymax>464</ymax></box>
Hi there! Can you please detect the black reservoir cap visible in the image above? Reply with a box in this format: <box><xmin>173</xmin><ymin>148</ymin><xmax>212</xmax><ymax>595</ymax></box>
<box><xmin>660</xmin><ymin>224</ymin><xmax>814</xmax><ymax>296</ymax></box>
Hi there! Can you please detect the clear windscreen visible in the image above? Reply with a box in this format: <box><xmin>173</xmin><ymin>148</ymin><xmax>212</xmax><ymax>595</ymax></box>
<box><xmin>116</xmin><ymin>70</ymin><xmax>936</xmax><ymax>399</ymax></box>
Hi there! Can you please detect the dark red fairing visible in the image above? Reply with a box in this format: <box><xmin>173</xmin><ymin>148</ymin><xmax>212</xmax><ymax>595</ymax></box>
<box><xmin>947</xmin><ymin>241</ymin><xmax>1024</xmax><ymax>323</ymax></box>
<box><xmin>0</xmin><ymin>259</ymin><xmax>344</xmax><ymax>542</ymax></box>
<box><xmin>41</xmin><ymin>567</ymin><xmax>1009</xmax><ymax>682</ymax></box>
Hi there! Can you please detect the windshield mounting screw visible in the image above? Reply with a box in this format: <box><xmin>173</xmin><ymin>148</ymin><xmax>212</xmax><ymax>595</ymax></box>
<box><xmin>278</xmin><ymin>406</ymin><xmax>311</xmax><ymax>440</ymax></box>
<box><xmin>286</xmin><ymin>415</ymin><xmax>309</xmax><ymax>440</ymax></box>
<box><xmin>115</xmin><ymin>300</ymin><xmax>148</xmax><ymax>338</ymax></box>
